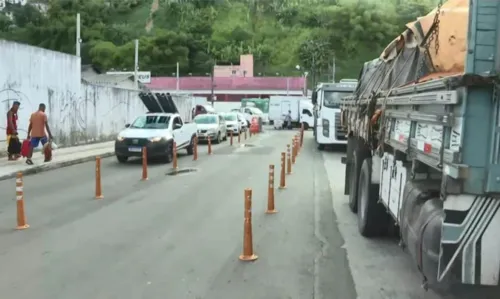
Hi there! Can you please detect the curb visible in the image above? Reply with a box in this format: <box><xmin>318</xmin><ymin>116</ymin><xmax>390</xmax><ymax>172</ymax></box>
<box><xmin>0</xmin><ymin>151</ymin><xmax>115</xmax><ymax>181</ymax></box>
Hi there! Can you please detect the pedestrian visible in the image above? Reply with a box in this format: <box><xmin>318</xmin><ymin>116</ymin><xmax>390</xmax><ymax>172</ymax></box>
<box><xmin>26</xmin><ymin>103</ymin><xmax>53</xmax><ymax>165</ymax></box>
<box><xmin>285</xmin><ymin>110</ymin><xmax>292</xmax><ymax>129</ymax></box>
<box><xmin>6</xmin><ymin>101</ymin><xmax>21</xmax><ymax>161</ymax></box>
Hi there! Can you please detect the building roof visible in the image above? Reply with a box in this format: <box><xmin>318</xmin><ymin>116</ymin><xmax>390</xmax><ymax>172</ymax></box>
<box><xmin>146</xmin><ymin>77</ymin><xmax>306</xmax><ymax>90</ymax></box>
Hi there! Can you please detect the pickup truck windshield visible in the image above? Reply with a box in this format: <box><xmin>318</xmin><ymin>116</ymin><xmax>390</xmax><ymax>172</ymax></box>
<box><xmin>194</xmin><ymin>115</ymin><xmax>217</xmax><ymax>124</ymax></box>
<box><xmin>130</xmin><ymin>115</ymin><xmax>170</xmax><ymax>129</ymax></box>
<box><xmin>323</xmin><ymin>91</ymin><xmax>350</xmax><ymax>109</ymax></box>
<box><xmin>224</xmin><ymin>114</ymin><xmax>237</xmax><ymax>121</ymax></box>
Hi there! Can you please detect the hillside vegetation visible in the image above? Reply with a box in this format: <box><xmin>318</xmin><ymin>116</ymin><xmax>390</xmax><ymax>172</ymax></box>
<box><xmin>0</xmin><ymin>0</ymin><xmax>437</xmax><ymax>80</ymax></box>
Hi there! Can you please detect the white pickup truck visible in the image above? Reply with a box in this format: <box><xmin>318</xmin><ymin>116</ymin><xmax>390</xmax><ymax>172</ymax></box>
<box><xmin>114</xmin><ymin>93</ymin><xmax>197</xmax><ymax>163</ymax></box>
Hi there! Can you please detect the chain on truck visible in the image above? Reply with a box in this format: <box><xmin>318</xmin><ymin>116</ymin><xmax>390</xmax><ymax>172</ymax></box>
<box><xmin>339</xmin><ymin>0</ymin><xmax>500</xmax><ymax>293</ymax></box>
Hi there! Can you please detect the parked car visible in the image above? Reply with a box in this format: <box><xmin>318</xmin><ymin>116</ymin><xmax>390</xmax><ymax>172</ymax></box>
<box><xmin>115</xmin><ymin>113</ymin><xmax>197</xmax><ymax>163</ymax></box>
<box><xmin>222</xmin><ymin>112</ymin><xmax>241</xmax><ymax>135</ymax></box>
<box><xmin>194</xmin><ymin>114</ymin><xmax>227</xmax><ymax>143</ymax></box>
<box><xmin>237</xmin><ymin>113</ymin><xmax>248</xmax><ymax>132</ymax></box>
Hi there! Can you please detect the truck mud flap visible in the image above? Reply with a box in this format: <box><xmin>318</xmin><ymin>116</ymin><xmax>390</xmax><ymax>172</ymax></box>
<box><xmin>155</xmin><ymin>93</ymin><xmax>179</xmax><ymax>114</ymax></box>
<box><xmin>139</xmin><ymin>92</ymin><xmax>164</xmax><ymax>113</ymax></box>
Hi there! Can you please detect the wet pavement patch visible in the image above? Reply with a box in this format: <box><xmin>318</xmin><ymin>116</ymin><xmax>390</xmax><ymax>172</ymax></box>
<box><xmin>240</xmin><ymin>144</ymin><xmax>256</xmax><ymax>147</ymax></box>
<box><xmin>166</xmin><ymin>168</ymin><xmax>199</xmax><ymax>176</ymax></box>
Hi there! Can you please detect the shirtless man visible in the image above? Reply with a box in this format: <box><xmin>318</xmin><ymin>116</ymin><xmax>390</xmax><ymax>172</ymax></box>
<box><xmin>26</xmin><ymin>103</ymin><xmax>53</xmax><ymax>165</ymax></box>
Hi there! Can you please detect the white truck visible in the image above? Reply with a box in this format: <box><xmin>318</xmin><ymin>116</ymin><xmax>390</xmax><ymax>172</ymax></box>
<box><xmin>268</xmin><ymin>96</ymin><xmax>314</xmax><ymax>129</ymax></box>
<box><xmin>114</xmin><ymin>93</ymin><xmax>198</xmax><ymax>163</ymax></box>
<box><xmin>340</xmin><ymin>0</ymin><xmax>500</xmax><ymax>295</ymax></box>
<box><xmin>312</xmin><ymin>80</ymin><xmax>357</xmax><ymax>150</ymax></box>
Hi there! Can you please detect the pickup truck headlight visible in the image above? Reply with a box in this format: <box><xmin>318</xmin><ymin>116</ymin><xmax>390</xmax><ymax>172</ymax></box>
<box><xmin>116</xmin><ymin>136</ymin><xmax>124</xmax><ymax>141</ymax></box>
<box><xmin>150</xmin><ymin>137</ymin><xmax>165</xmax><ymax>142</ymax></box>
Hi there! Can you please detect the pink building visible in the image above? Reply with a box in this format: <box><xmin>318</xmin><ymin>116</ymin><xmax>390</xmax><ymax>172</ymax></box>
<box><xmin>214</xmin><ymin>54</ymin><xmax>254</xmax><ymax>77</ymax></box>
<box><xmin>145</xmin><ymin>54</ymin><xmax>307</xmax><ymax>101</ymax></box>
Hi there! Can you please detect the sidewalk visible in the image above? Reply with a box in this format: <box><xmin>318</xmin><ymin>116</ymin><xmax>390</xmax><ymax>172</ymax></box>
<box><xmin>0</xmin><ymin>141</ymin><xmax>114</xmax><ymax>181</ymax></box>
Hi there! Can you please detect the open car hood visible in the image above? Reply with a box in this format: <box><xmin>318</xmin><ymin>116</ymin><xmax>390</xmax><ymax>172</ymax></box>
<box><xmin>139</xmin><ymin>92</ymin><xmax>179</xmax><ymax>114</ymax></box>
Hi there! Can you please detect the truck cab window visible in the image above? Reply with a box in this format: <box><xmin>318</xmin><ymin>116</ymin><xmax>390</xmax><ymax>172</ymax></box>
<box><xmin>302</xmin><ymin>109</ymin><xmax>312</xmax><ymax>117</ymax></box>
<box><xmin>173</xmin><ymin>117</ymin><xmax>183</xmax><ymax>128</ymax></box>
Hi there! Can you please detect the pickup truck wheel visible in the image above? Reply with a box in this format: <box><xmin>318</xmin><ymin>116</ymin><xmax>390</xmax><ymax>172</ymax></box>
<box><xmin>116</xmin><ymin>155</ymin><xmax>128</xmax><ymax>163</ymax></box>
<box><xmin>186</xmin><ymin>136</ymin><xmax>195</xmax><ymax>155</ymax></box>
<box><xmin>161</xmin><ymin>142</ymin><xmax>173</xmax><ymax>163</ymax></box>
<box><xmin>357</xmin><ymin>158</ymin><xmax>389</xmax><ymax>237</ymax></box>
<box><xmin>317</xmin><ymin>143</ymin><xmax>325</xmax><ymax>150</ymax></box>
<box><xmin>214</xmin><ymin>132</ymin><xmax>221</xmax><ymax>144</ymax></box>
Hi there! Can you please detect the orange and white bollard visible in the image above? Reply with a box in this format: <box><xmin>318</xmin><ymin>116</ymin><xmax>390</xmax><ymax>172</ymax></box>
<box><xmin>238</xmin><ymin>131</ymin><xmax>241</xmax><ymax>143</ymax></box>
<box><xmin>244</xmin><ymin>130</ymin><xmax>247</xmax><ymax>140</ymax></box>
<box><xmin>279</xmin><ymin>152</ymin><xmax>286</xmax><ymax>189</ymax></box>
<box><xmin>173</xmin><ymin>142</ymin><xmax>178</xmax><ymax>170</ymax></box>
<box><xmin>193</xmin><ymin>136</ymin><xmax>198</xmax><ymax>161</ymax></box>
<box><xmin>286</xmin><ymin>144</ymin><xmax>292</xmax><ymax>174</ymax></box>
<box><xmin>239</xmin><ymin>188</ymin><xmax>258</xmax><ymax>261</ymax></box>
<box><xmin>95</xmin><ymin>156</ymin><xmax>104</xmax><ymax>199</ymax></box>
<box><xmin>208</xmin><ymin>137</ymin><xmax>213</xmax><ymax>155</ymax></box>
<box><xmin>141</xmin><ymin>147</ymin><xmax>148</xmax><ymax>181</ymax></box>
<box><xmin>292</xmin><ymin>138</ymin><xmax>296</xmax><ymax>164</ymax></box>
<box><xmin>15</xmin><ymin>172</ymin><xmax>29</xmax><ymax>230</ymax></box>
<box><xmin>230</xmin><ymin>130</ymin><xmax>233</xmax><ymax>146</ymax></box>
<box><xmin>266</xmin><ymin>165</ymin><xmax>277</xmax><ymax>214</ymax></box>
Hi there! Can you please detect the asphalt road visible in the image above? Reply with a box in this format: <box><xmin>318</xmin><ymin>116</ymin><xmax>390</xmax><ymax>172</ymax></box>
<box><xmin>0</xmin><ymin>130</ymin><xmax>357</xmax><ymax>299</ymax></box>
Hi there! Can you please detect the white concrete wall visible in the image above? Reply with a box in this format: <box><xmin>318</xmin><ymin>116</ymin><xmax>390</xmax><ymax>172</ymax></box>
<box><xmin>0</xmin><ymin>40</ymin><xmax>145</xmax><ymax>149</ymax></box>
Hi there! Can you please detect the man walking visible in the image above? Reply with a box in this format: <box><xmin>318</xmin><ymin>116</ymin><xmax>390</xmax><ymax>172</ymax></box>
<box><xmin>6</xmin><ymin>101</ymin><xmax>21</xmax><ymax>160</ymax></box>
<box><xmin>26</xmin><ymin>103</ymin><xmax>53</xmax><ymax>165</ymax></box>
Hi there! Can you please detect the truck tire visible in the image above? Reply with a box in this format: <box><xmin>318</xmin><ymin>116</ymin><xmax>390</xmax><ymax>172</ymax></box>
<box><xmin>186</xmin><ymin>135</ymin><xmax>195</xmax><ymax>155</ymax></box>
<box><xmin>161</xmin><ymin>141</ymin><xmax>174</xmax><ymax>164</ymax></box>
<box><xmin>348</xmin><ymin>150</ymin><xmax>360</xmax><ymax>212</ymax></box>
<box><xmin>347</xmin><ymin>140</ymin><xmax>371</xmax><ymax>213</ymax></box>
<box><xmin>357</xmin><ymin>158</ymin><xmax>389</xmax><ymax>237</ymax></box>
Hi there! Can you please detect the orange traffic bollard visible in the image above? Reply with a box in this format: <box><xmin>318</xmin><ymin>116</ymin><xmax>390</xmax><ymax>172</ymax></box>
<box><xmin>141</xmin><ymin>147</ymin><xmax>148</xmax><ymax>181</ymax></box>
<box><xmin>238</xmin><ymin>131</ymin><xmax>241</xmax><ymax>143</ymax></box>
<box><xmin>193</xmin><ymin>136</ymin><xmax>198</xmax><ymax>161</ymax></box>
<box><xmin>292</xmin><ymin>138</ymin><xmax>296</xmax><ymax>164</ymax></box>
<box><xmin>266</xmin><ymin>165</ymin><xmax>277</xmax><ymax>214</ymax></box>
<box><xmin>239</xmin><ymin>188</ymin><xmax>258</xmax><ymax>261</ymax></box>
<box><xmin>296</xmin><ymin>135</ymin><xmax>300</xmax><ymax>153</ymax></box>
<box><xmin>95</xmin><ymin>156</ymin><xmax>104</xmax><ymax>199</ymax></box>
<box><xmin>300</xmin><ymin>124</ymin><xmax>304</xmax><ymax>147</ymax></box>
<box><xmin>15</xmin><ymin>172</ymin><xmax>29</xmax><ymax>230</ymax></box>
<box><xmin>230</xmin><ymin>130</ymin><xmax>233</xmax><ymax>146</ymax></box>
<box><xmin>287</xmin><ymin>144</ymin><xmax>292</xmax><ymax>174</ymax></box>
<box><xmin>279</xmin><ymin>152</ymin><xmax>286</xmax><ymax>189</ymax></box>
<box><xmin>244</xmin><ymin>130</ymin><xmax>247</xmax><ymax>140</ymax></box>
<box><xmin>173</xmin><ymin>141</ymin><xmax>178</xmax><ymax>170</ymax></box>
<box><xmin>208</xmin><ymin>137</ymin><xmax>212</xmax><ymax>155</ymax></box>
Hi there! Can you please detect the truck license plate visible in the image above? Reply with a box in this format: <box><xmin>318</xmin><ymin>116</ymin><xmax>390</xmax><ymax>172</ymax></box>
<box><xmin>128</xmin><ymin>147</ymin><xmax>142</xmax><ymax>152</ymax></box>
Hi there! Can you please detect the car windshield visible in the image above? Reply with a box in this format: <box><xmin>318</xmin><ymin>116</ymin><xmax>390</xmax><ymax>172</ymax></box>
<box><xmin>194</xmin><ymin>115</ymin><xmax>217</xmax><ymax>124</ymax></box>
<box><xmin>323</xmin><ymin>91</ymin><xmax>351</xmax><ymax>109</ymax></box>
<box><xmin>224</xmin><ymin>114</ymin><xmax>237</xmax><ymax>121</ymax></box>
<box><xmin>130</xmin><ymin>115</ymin><xmax>170</xmax><ymax>129</ymax></box>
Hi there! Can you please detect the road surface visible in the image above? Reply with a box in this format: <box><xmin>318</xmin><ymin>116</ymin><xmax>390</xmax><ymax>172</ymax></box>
<box><xmin>0</xmin><ymin>130</ymin><xmax>356</xmax><ymax>299</ymax></box>
<box><xmin>1</xmin><ymin>130</ymin><xmax>496</xmax><ymax>299</ymax></box>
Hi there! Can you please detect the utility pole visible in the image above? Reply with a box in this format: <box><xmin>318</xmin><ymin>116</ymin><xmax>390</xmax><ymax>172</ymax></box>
<box><xmin>332</xmin><ymin>56</ymin><xmax>336</xmax><ymax>82</ymax></box>
<box><xmin>76</xmin><ymin>13</ymin><xmax>81</xmax><ymax>57</ymax></box>
<box><xmin>176</xmin><ymin>62</ymin><xmax>179</xmax><ymax>91</ymax></box>
<box><xmin>134</xmin><ymin>39</ymin><xmax>139</xmax><ymax>90</ymax></box>
<box><xmin>210</xmin><ymin>59</ymin><xmax>215</xmax><ymax>106</ymax></box>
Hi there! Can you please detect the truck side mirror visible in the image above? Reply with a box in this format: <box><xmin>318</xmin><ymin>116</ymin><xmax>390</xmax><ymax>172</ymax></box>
<box><xmin>312</xmin><ymin>91</ymin><xmax>317</xmax><ymax>104</ymax></box>
<box><xmin>125</xmin><ymin>123</ymin><xmax>130</xmax><ymax>128</ymax></box>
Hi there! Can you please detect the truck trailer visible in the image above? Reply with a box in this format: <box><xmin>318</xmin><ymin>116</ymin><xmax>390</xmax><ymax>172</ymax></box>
<box><xmin>340</xmin><ymin>0</ymin><xmax>500</xmax><ymax>293</ymax></box>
